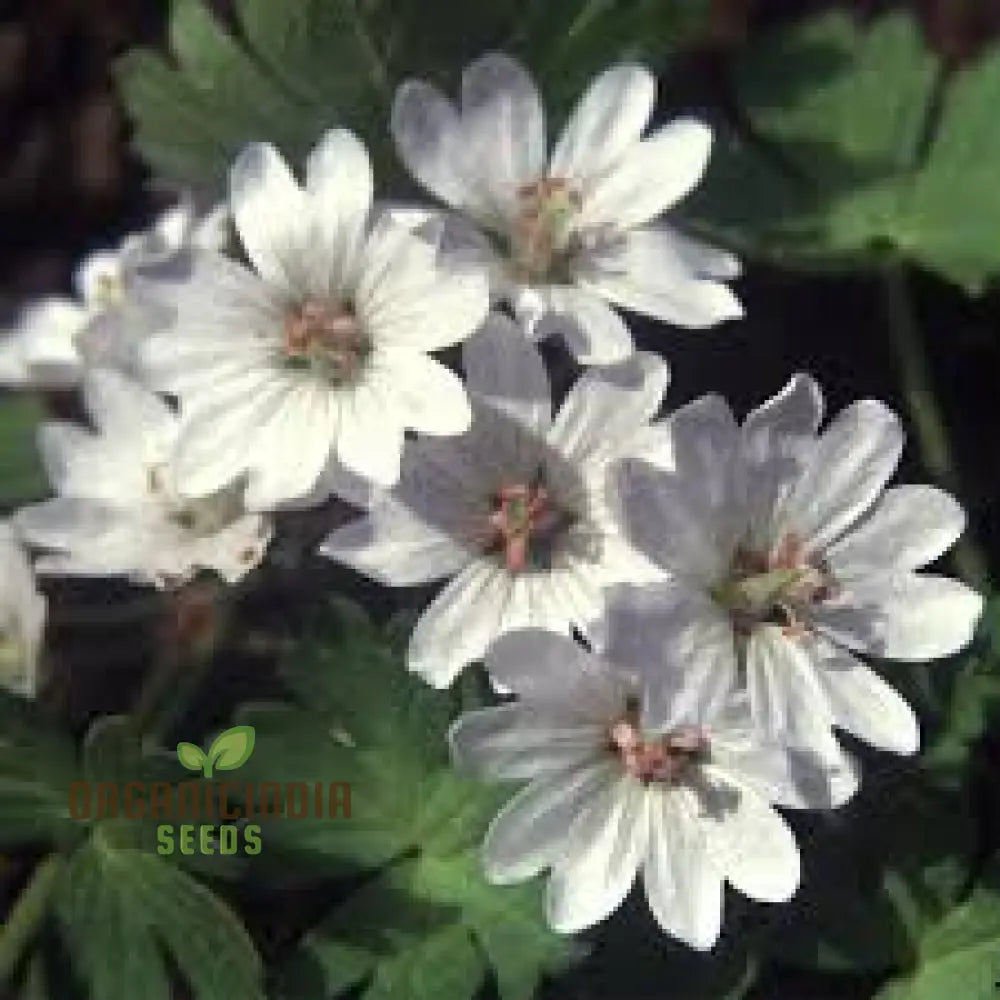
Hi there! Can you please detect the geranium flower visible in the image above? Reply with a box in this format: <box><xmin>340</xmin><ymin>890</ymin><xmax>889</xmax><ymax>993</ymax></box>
<box><xmin>15</xmin><ymin>369</ymin><xmax>270</xmax><ymax>589</ymax></box>
<box><xmin>391</xmin><ymin>53</ymin><xmax>742</xmax><ymax>364</ymax></box>
<box><xmin>612</xmin><ymin>374</ymin><xmax>984</xmax><ymax>759</ymax></box>
<box><xmin>320</xmin><ymin>313</ymin><xmax>666</xmax><ymax>686</ymax></box>
<box><xmin>139</xmin><ymin>129</ymin><xmax>488</xmax><ymax>503</ymax></box>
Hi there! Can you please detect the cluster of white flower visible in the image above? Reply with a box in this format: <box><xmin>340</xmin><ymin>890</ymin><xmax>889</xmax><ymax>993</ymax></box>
<box><xmin>0</xmin><ymin>54</ymin><xmax>984</xmax><ymax>948</ymax></box>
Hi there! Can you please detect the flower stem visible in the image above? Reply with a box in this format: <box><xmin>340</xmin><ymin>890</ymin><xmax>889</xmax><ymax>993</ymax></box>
<box><xmin>0</xmin><ymin>853</ymin><xmax>63</xmax><ymax>984</ymax></box>
<box><xmin>882</xmin><ymin>264</ymin><xmax>989</xmax><ymax>590</ymax></box>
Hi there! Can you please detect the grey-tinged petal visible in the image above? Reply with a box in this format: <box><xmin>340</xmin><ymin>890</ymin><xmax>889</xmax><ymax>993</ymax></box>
<box><xmin>545</xmin><ymin>775</ymin><xmax>648</xmax><ymax>933</ymax></box>
<box><xmin>548</xmin><ymin>350</ymin><xmax>669</xmax><ymax>469</ymax></box>
<box><xmin>699</xmin><ymin>772</ymin><xmax>800</xmax><ymax>904</ymax></box>
<box><xmin>391</xmin><ymin>79</ymin><xmax>469</xmax><ymax>209</ymax></box>
<box><xmin>229</xmin><ymin>142</ymin><xmax>306</xmax><ymax>290</ymax></box>
<box><xmin>643</xmin><ymin>787</ymin><xmax>724</xmax><ymax>950</ymax></box>
<box><xmin>449</xmin><ymin>703</ymin><xmax>605</xmax><ymax>782</ymax></box>
<box><xmin>780</xmin><ymin>399</ymin><xmax>903</xmax><ymax>552</ymax></box>
<box><xmin>304</xmin><ymin>128</ymin><xmax>373</xmax><ymax>296</ymax></box>
<box><xmin>462</xmin><ymin>313</ymin><xmax>552</xmax><ymax>437</ymax></box>
<box><xmin>461</xmin><ymin>52</ymin><xmax>546</xmax><ymax>194</ymax></box>
<box><xmin>484</xmin><ymin>629</ymin><xmax>630</xmax><ymax>718</ymax></box>
<box><xmin>808</xmin><ymin>635</ymin><xmax>919</xmax><ymax>754</ymax></box>
<box><xmin>814</xmin><ymin>572</ymin><xmax>983</xmax><ymax>662</ymax></box>
<box><xmin>536</xmin><ymin>285</ymin><xmax>634</xmax><ymax>364</ymax></box>
<box><xmin>15</xmin><ymin>498</ymin><xmax>122</xmax><ymax>553</ymax></box>
<box><xmin>550</xmin><ymin>64</ymin><xmax>655</xmax><ymax>180</ymax></box>
<box><xmin>582</xmin><ymin>118</ymin><xmax>713</xmax><ymax>230</ymax></box>
<box><xmin>603</xmin><ymin>582</ymin><xmax>737</xmax><ymax>731</ymax></box>
<box><xmin>319</xmin><ymin>499</ymin><xmax>472</xmax><ymax>587</ymax></box>
<box><xmin>482</xmin><ymin>762</ymin><xmax>618</xmax><ymax>883</ymax></box>
<box><xmin>658</xmin><ymin>226</ymin><xmax>741</xmax><ymax>280</ymax></box>
<box><xmin>407</xmin><ymin>560</ymin><xmax>512</xmax><ymax>686</ymax></box>
<box><xmin>826</xmin><ymin>485</ymin><xmax>966</xmax><ymax>579</ymax></box>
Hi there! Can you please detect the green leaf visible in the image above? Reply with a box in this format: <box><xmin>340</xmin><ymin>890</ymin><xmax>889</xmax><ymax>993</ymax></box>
<box><xmin>241</xmin><ymin>599</ymin><xmax>575</xmax><ymax>1000</ymax></box>
<box><xmin>686</xmin><ymin>10</ymin><xmax>1000</xmax><ymax>291</ymax></box>
<box><xmin>875</xmin><ymin>856</ymin><xmax>1000</xmax><ymax>999</ymax></box>
<box><xmin>54</xmin><ymin>833</ymin><xmax>265</xmax><ymax>1000</ymax></box>
<box><xmin>0</xmin><ymin>393</ymin><xmax>48</xmax><ymax>509</ymax></box>
<box><xmin>117</xmin><ymin>0</ymin><xmax>710</xmax><ymax>191</ymax></box>
<box><xmin>206</xmin><ymin>724</ymin><xmax>256</xmax><ymax>772</ymax></box>
<box><xmin>177</xmin><ymin>740</ymin><xmax>207</xmax><ymax>772</ymax></box>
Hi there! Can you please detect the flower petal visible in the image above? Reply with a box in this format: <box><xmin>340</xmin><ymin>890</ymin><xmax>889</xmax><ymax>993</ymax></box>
<box><xmin>229</xmin><ymin>142</ymin><xmax>305</xmax><ymax>289</ymax></box>
<box><xmin>583</xmin><ymin>119</ymin><xmax>712</xmax><ymax>229</ymax></box>
<box><xmin>482</xmin><ymin>764</ymin><xmax>616</xmax><ymax>883</ymax></box>
<box><xmin>407</xmin><ymin>560</ymin><xmax>511</xmax><ymax>686</ymax></box>
<box><xmin>782</xmin><ymin>400</ymin><xmax>903</xmax><ymax>551</ymax></box>
<box><xmin>335</xmin><ymin>380</ymin><xmax>404</xmax><ymax>487</ymax></box>
<box><xmin>545</xmin><ymin>776</ymin><xmax>647</xmax><ymax>933</ymax></box>
<box><xmin>380</xmin><ymin>352</ymin><xmax>471</xmax><ymax>437</ymax></box>
<box><xmin>304</xmin><ymin>128</ymin><xmax>373</xmax><ymax>295</ymax></box>
<box><xmin>815</xmin><ymin>573</ymin><xmax>983</xmax><ymax>662</ymax></box>
<box><xmin>537</xmin><ymin>286</ymin><xmax>633</xmax><ymax>364</ymax></box>
<box><xmin>391</xmin><ymin>79</ymin><xmax>469</xmax><ymax>208</ymax></box>
<box><xmin>643</xmin><ymin>788</ymin><xmax>723</xmax><ymax>949</ymax></box>
<box><xmin>826</xmin><ymin>485</ymin><xmax>966</xmax><ymax>578</ymax></box>
<box><xmin>550</xmin><ymin>64</ymin><xmax>655</xmax><ymax>179</ymax></box>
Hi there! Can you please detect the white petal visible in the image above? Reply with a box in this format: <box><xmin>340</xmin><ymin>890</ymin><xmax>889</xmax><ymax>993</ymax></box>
<box><xmin>0</xmin><ymin>298</ymin><xmax>86</xmax><ymax>387</ymax></box>
<box><xmin>549</xmin><ymin>350</ymin><xmax>668</xmax><ymax>467</ymax></box>
<box><xmin>643</xmin><ymin>788</ymin><xmax>723</xmax><ymax>949</ymax></box>
<box><xmin>81</xmin><ymin>367</ymin><xmax>175</xmax><ymax>445</ymax></box>
<box><xmin>583</xmin><ymin>119</ymin><xmax>712</xmax><ymax>229</ymax></box>
<box><xmin>539</xmin><ymin>286</ymin><xmax>633</xmax><ymax>364</ymax></box>
<box><xmin>318</xmin><ymin>501</ymin><xmax>470</xmax><ymax>586</ymax></box>
<box><xmin>482</xmin><ymin>764</ymin><xmax>616</xmax><ymax>883</ymax></box>
<box><xmin>461</xmin><ymin>53</ymin><xmax>546</xmax><ymax>192</ymax></box>
<box><xmin>545</xmin><ymin>777</ymin><xmax>647</xmax><ymax>933</ymax></box>
<box><xmin>382</xmin><ymin>352</ymin><xmax>471</xmax><ymax>436</ymax></box>
<box><xmin>658</xmin><ymin>226</ymin><xmax>741</xmax><ymax>279</ymax></box>
<box><xmin>582</xmin><ymin>230</ymin><xmax>743</xmax><ymax>330</ymax></box>
<box><xmin>333</xmin><ymin>380</ymin><xmax>404</xmax><ymax>488</ymax></box>
<box><xmin>407</xmin><ymin>561</ymin><xmax>511</xmax><ymax>686</ymax></box>
<box><xmin>449</xmin><ymin>703</ymin><xmax>605</xmax><ymax>781</ymax></box>
<box><xmin>603</xmin><ymin>582</ymin><xmax>737</xmax><ymax>731</ymax></box>
<box><xmin>550</xmin><ymin>64</ymin><xmax>655</xmax><ymax>179</ymax></box>
<box><xmin>700</xmin><ymin>774</ymin><xmax>800</xmax><ymax>904</ymax></box>
<box><xmin>811</xmin><ymin>638</ymin><xmax>919</xmax><ymax>754</ymax></box>
<box><xmin>304</xmin><ymin>128</ymin><xmax>373</xmax><ymax>295</ymax></box>
<box><xmin>815</xmin><ymin>573</ymin><xmax>984</xmax><ymax>661</ymax></box>
<box><xmin>742</xmin><ymin>372</ymin><xmax>824</xmax><ymax>445</ymax></box>
<box><xmin>391</xmin><ymin>80</ymin><xmax>469</xmax><ymax>208</ymax></box>
<box><xmin>462</xmin><ymin>314</ymin><xmax>552</xmax><ymax>437</ymax></box>
<box><xmin>484</xmin><ymin>629</ymin><xmax>628</xmax><ymax>717</ymax></box>
<box><xmin>826</xmin><ymin>485</ymin><xmax>966</xmax><ymax>578</ymax></box>
<box><xmin>782</xmin><ymin>400</ymin><xmax>903</xmax><ymax>551</ymax></box>
<box><xmin>229</xmin><ymin>142</ymin><xmax>305</xmax><ymax>289</ymax></box>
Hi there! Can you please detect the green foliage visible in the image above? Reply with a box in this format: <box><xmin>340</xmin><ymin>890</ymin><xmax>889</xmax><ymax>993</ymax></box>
<box><xmin>116</xmin><ymin>0</ymin><xmax>711</xmax><ymax>191</ymax></box>
<box><xmin>874</xmin><ymin>855</ymin><xmax>1000</xmax><ymax>1000</ymax></box>
<box><xmin>686</xmin><ymin>10</ymin><xmax>1000</xmax><ymax>291</ymax></box>
<box><xmin>0</xmin><ymin>708</ymin><xmax>265</xmax><ymax>1000</ymax></box>
<box><xmin>234</xmin><ymin>598</ymin><xmax>576</xmax><ymax>1000</ymax></box>
<box><xmin>0</xmin><ymin>394</ymin><xmax>49</xmax><ymax>510</ymax></box>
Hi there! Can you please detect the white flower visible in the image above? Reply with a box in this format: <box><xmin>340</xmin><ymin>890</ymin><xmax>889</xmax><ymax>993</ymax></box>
<box><xmin>613</xmin><ymin>374</ymin><xmax>984</xmax><ymax>760</ymax></box>
<box><xmin>0</xmin><ymin>521</ymin><xmax>46</xmax><ymax>697</ymax></box>
<box><xmin>391</xmin><ymin>53</ymin><xmax>742</xmax><ymax>365</ymax></box>
<box><xmin>450</xmin><ymin>629</ymin><xmax>813</xmax><ymax>948</ymax></box>
<box><xmin>0</xmin><ymin>197</ymin><xmax>228</xmax><ymax>388</ymax></box>
<box><xmin>139</xmin><ymin>129</ymin><xmax>489</xmax><ymax>504</ymax></box>
<box><xmin>14</xmin><ymin>369</ymin><xmax>270</xmax><ymax>589</ymax></box>
<box><xmin>320</xmin><ymin>313</ymin><xmax>667</xmax><ymax>687</ymax></box>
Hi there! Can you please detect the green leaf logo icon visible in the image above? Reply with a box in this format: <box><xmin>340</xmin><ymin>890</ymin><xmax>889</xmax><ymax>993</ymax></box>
<box><xmin>176</xmin><ymin>725</ymin><xmax>256</xmax><ymax>778</ymax></box>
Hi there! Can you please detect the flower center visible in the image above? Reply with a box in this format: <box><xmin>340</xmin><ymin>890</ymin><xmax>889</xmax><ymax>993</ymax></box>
<box><xmin>608</xmin><ymin>701</ymin><xmax>710</xmax><ymax>785</ymax></box>
<box><xmin>711</xmin><ymin>532</ymin><xmax>838</xmax><ymax>636</ymax></box>
<box><xmin>93</xmin><ymin>271</ymin><xmax>125</xmax><ymax>309</ymax></box>
<box><xmin>485</xmin><ymin>480</ymin><xmax>574</xmax><ymax>573</ymax></box>
<box><xmin>510</xmin><ymin>177</ymin><xmax>582</xmax><ymax>283</ymax></box>
<box><xmin>281</xmin><ymin>299</ymin><xmax>370</xmax><ymax>385</ymax></box>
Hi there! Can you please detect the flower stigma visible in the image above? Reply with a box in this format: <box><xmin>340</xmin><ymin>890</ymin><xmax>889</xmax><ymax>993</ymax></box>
<box><xmin>608</xmin><ymin>697</ymin><xmax>710</xmax><ymax>785</ymax></box>
<box><xmin>282</xmin><ymin>299</ymin><xmax>371</xmax><ymax>384</ymax></box>
<box><xmin>486</xmin><ymin>477</ymin><xmax>575</xmax><ymax>572</ymax></box>
<box><xmin>510</xmin><ymin>177</ymin><xmax>582</xmax><ymax>283</ymax></box>
<box><xmin>711</xmin><ymin>532</ymin><xmax>838</xmax><ymax>636</ymax></box>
